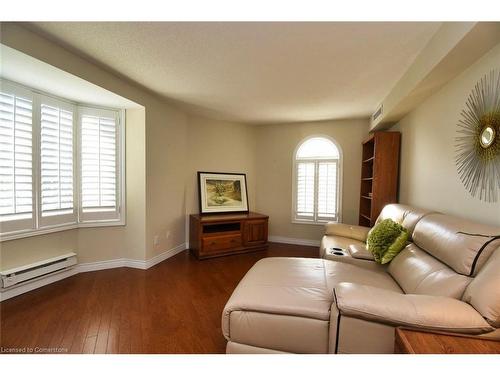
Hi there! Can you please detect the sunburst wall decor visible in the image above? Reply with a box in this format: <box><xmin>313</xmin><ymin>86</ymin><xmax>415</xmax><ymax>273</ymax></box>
<box><xmin>455</xmin><ymin>69</ymin><xmax>500</xmax><ymax>203</ymax></box>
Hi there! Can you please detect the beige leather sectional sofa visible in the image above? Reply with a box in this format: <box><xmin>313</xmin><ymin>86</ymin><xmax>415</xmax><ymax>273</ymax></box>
<box><xmin>222</xmin><ymin>204</ymin><xmax>500</xmax><ymax>353</ymax></box>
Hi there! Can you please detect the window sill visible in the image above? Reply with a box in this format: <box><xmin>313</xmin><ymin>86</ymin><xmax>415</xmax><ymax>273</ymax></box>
<box><xmin>0</xmin><ymin>220</ymin><xmax>126</xmax><ymax>242</ymax></box>
<box><xmin>291</xmin><ymin>219</ymin><xmax>338</xmax><ymax>226</ymax></box>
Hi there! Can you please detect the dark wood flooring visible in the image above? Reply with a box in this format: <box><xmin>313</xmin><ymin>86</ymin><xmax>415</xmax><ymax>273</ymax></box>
<box><xmin>0</xmin><ymin>243</ymin><xmax>317</xmax><ymax>354</ymax></box>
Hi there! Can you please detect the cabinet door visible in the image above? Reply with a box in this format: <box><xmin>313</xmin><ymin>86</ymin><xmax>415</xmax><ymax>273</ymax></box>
<box><xmin>244</xmin><ymin>219</ymin><xmax>268</xmax><ymax>245</ymax></box>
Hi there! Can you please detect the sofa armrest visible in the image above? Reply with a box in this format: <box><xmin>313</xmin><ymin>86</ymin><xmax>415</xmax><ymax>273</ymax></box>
<box><xmin>335</xmin><ymin>283</ymin><xmax>493</xmax><ymax>334</ymax></box>
<box><xmin>324</xmin><ymin>223</ymin><xmax>370</xmax><ymax>242</ymax></box>
<box><xmin>348</xmin><ymin>244</ymin><xmax>374</xmax><ymax>260</ymax></box>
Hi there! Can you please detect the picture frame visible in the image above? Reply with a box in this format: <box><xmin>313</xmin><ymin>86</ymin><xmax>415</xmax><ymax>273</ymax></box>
<box><xmin>197</xmin><ymin>172</ymin><xmax>249</xmax><ymax>214</ymax></box>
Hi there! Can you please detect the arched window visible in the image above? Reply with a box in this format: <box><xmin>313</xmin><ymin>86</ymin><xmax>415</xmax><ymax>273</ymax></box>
<box><xmin>293</xmin><ymin>136</ymin><xmax>342</xmax><ymax>223</ymax></box>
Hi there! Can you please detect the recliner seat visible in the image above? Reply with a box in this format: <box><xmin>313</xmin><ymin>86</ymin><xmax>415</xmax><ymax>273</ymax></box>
<box><xmin>222</xmin><ymin>204</ymin><xmax>500</xmax><ymax>353</ymax></box>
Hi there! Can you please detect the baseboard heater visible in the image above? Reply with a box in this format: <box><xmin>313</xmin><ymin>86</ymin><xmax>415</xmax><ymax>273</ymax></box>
<box><xmin>1</xmin><ymin>252</ymin><xmax>77</xmax><ymax>289</ymax></box>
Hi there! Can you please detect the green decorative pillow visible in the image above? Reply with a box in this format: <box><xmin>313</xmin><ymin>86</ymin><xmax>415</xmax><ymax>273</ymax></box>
<box><xmin>367</xmin><ymin>219</ymin><xmax>409</xmax><ymax>264</ymax></box>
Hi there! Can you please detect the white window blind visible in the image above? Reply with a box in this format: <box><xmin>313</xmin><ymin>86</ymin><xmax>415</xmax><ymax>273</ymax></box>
<box><xmin>296</xmin><ymin>162</ymin><xmax>315</xmax><ymax>218</ymax></box>
<box><xmin>317</xmin><ymin>161</ymin><xmax>338</xmax><ymax>220</ymax></box>
<box><xmin>0</xmin><ymin>88</ymin><xmax>34</xmax><ymax>232</ymax></box>
<box><xmin>293</xmin><ymin>137</ymin><xmax>341</xmax><ymax>223</ymax></box>
<box><xmin>40</xmin><ymin>100</ymin><xmax>75</xmax><ymax>224</ymax></box>
<box><xmin>80</xmin><ymin>108</ymin><xmax>120</xmax><ymax>222</ymax></box>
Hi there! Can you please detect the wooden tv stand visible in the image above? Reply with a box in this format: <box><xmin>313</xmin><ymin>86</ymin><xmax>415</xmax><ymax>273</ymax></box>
<box><xmin>189</xmin><ymin>212</ymin><xmax>269</xmax><ymax>259</ymax></box>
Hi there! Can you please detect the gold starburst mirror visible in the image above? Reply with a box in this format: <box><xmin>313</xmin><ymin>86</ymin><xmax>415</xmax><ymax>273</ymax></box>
<box><xmin>480</xmin><ymin>124</ymin><xmax>496</xmax><ymax>148</ymax></box>
<box><xmin>455</xmin><ymin>69</ymin><xmax>500</xmax><ymax>203</ymax></box>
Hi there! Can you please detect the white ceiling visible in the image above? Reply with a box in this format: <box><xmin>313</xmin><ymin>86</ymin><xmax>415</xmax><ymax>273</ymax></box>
<box><xmin>0</xmin><ymin>44</ymin><xmax>140</xmax><ymax>109</ymax></box>
<box><xmin>27</xmin><ymin>22</ymin><xmax>441</xmax><ymax>124</ymax></box>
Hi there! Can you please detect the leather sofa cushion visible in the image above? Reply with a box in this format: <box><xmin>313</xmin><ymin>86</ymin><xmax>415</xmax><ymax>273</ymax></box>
<box><xmin>228</xmin><ymin>311</ymin><xmax>329</xmax><ymax>353</ymax></box>
<box><xmin>335</xmin><ymin>283</ymin><xmax>493</xmax><ymax>335</ymax></box>
<box><xmin>222</xmin><ymin>257</ymin><xmax>401</xmax><ymax>344</ymax></box>
<box><xmin>388</xmin><ymin>244</ymin><xmax>472</xmax><ymax>299</ymax></box>
<box><xmin>324</xmin><ymin>258</ymin><xmax>401</xmax><ymax>292</ymax></box>
<box><xmin>462</xmin><ymin>249</ymin><xmax>500</xmax><ymax>327</ymax></box>
<box><xmin>375</xmin><ymin>204</ymin><xmax>433</xmax><ymax>239</ymax></box>
<box><xmin>413</xmin><ymin>213</ymin><xmax>500</xmax><ymax>276</ymax></box>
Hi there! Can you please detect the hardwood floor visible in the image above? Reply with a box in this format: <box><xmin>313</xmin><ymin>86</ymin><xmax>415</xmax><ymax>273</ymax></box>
<box><xmin>0</xmin><ymin>242</ymin><xmax>317</xmax><ymax>354</ymax></box>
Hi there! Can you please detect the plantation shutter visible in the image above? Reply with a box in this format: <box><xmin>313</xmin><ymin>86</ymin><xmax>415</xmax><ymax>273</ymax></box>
<box><xmin>79</xmin><ymin>107</ymin><xmax>121</xmax><ymax>222</ymax></box>
<box><xmin>0</xmin><ymin>85</ymin><xmax>34</xmax><ymax>233</ymax></box>
<box><xmin>317</xmin><ymin>161</ymin><xmax>338</xmax><ymax>220</ymax></box>
<box><xmin>294</xmin><ymin>137</ymin><xmax>341</xmax><ymax>223</ymax></box>
<box><xmin>39</xmin><ymin>97</ymin><xmax>76</xmax><ymax>226</ymax></box>
<box><xmin>296</xmin><ymin>161</ymin><xmax>315</xmax><ymax>218</ymax></box>
<box><xmin>0</xmin><ymin>79</ymin><xmax>126</xmax><ymax>239</ymax></box>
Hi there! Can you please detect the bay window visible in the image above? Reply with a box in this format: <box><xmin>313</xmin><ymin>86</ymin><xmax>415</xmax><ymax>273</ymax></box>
<box><xmin>0</xmin><ymin>79</ymin><xmax>125</xmax><ymax>240</ymax></box>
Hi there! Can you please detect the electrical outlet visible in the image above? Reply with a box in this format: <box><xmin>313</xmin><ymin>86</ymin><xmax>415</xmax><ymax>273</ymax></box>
<box><xmin>153</xmin><ymin>235</ymin><xmax>160</xmax><ymax>246</ymax></box>
<box><xmin>166</xmin><ymin>230</ymin><xmax>171</xmax><ymax>239</ymax></box>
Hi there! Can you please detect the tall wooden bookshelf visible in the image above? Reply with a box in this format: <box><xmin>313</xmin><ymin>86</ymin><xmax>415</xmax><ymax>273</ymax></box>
<box><xmin>359</xmin><ymin>131</ymin><xmax>401</xmax><ymax>227</ymax></box>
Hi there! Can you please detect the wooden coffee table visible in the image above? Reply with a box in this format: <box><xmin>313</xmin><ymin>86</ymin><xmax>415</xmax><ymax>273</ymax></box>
<box><xmin>395</xmin><ymin>328</ymin><xmax>500</xmax><ymax>354</ymax></box>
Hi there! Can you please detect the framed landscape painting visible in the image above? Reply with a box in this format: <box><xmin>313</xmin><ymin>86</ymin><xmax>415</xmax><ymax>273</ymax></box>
<box><xmin>198</xmin><ymin>172</ymin><xmax>249</xmax><ymax>214</ymax></box>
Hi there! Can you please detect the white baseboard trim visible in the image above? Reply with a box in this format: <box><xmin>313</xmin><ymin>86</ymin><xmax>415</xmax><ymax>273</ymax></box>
<box><xmin>144</xmin><ymin>243</ymin><xmax>187</xmax><ymax>269</ymax></box>
<box><xmin>0</xmin><ymin>243</ymin><xmax>187</xmax><ymax>302</ymax></box>
<box><xmin>268</xmin><ymin>236</ymin><xmax>320</xmax><ymax>247</ymax></box>
<box><xmin>77</xmin><ymin>258</ymin><xmax>131</xmax><ymax>273</ymax></box>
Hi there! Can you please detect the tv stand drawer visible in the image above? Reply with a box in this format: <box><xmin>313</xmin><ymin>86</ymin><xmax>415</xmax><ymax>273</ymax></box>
<box><xmin>202</xmin><ymin>234</ymin><xmax>242</xmax><ymax>253</ymax></box>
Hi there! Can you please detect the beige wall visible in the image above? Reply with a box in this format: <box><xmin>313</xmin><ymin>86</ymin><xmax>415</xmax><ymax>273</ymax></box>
<box><xmin>145</xmin><ymin>101</ymin><xmax>188</xmax><ymax>258</ymax></box>
<box><xmin>0</xmin><ymin>230</ymin><xmax>77</xmax><ymax>271</ymax></box>
<box><xmin>391</xmin><ymin>42</ymin><xmax>500</xmax><ymax>226</ymax></box>
<box><xmin>254</xmin><ymin>119</ymin><xmax>369</xmax><ymax>241</ymax></box>
<box><xmin>185</xmin><ymin>115</ymin><xmax>257</xmax><ymax>213</ymax></box>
